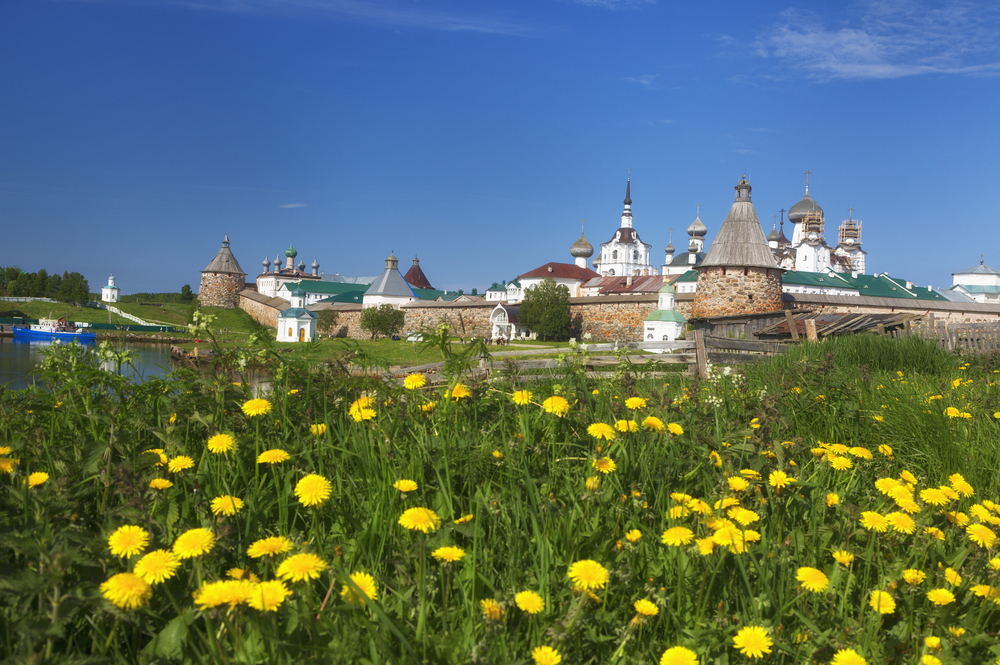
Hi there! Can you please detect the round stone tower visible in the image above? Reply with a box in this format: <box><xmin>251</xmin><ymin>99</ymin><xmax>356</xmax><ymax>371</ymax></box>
<box><xmin>199</xmin><ymin>234</ymin><xmax>247</xmax><ymax>308</ymax></box>
<box><xmin>691</xmin><ymin>177</ymin><xmax>784</xmax><ymax>318</ymax></box>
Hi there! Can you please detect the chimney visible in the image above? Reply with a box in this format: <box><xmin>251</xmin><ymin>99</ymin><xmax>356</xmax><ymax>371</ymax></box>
<box><xmin>851</xmin><ymin>270</ymin><xmax>859</xmax><ymax>279</ymax></box>
<box><xmin>626</xmin><ymin>275</ymin><xmax>633</xmax><ymax>286</ymax></box>
<box><xmin>906</xmin><ymin>281</ymin><xmax>913</xmax><ymax>290</ymax></box>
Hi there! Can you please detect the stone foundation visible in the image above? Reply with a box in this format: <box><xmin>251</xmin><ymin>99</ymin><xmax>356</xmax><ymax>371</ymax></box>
<box><xmin>199</xmin><ymin>273</ymin><xmax>246</xmax><ymax>309</ymax></box>
<box><xmin>691</xmin><ymin>267</ymin><xmax>783</xmax><ymax>318</ymax></box>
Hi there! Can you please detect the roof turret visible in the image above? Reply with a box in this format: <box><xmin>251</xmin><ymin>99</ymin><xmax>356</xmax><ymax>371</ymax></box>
<box><xmin>403</xmin><ymin>256</ymin><xmax>434</xmax><ymax>290</ymax></box>
<box><xmin>766</xmin><ymin>225</ymin><xmax>781</xmax><ymax>242</ymax></box>
<box><xmin>658</xmin><ymin>282</ymin><xmax>676</xmax><ymax>294</ymax></box>
<box><xmin>665</xmin><ymin>241</ymin><xmax>675</xmax><ymax>254</ymax></box>
<box><xmin>788</xmin><ymin>171</ymin><xmax>823</xmax><ymax>224</ymax></box>
<box><xmin>262</xmin><ymin>256</ymin><xmax>270</xmax><ymax>270</ymax></box>
<box><xmin>311</xmin><ymin>259</ymin><xmax>319</xmax><ymax>269</ymax></box>
<box><xmin>284</xmin><ymin>244</ymin><xmax>298</xmax><ymax>259</ymax></box>
<box><xmin>687</xmin><ymin>214</ymin><xmax>707</xmax><ymax>238</ymax></box>
<box><xmin>570</xmin><ymin>222</ymin><xmax>594</xmax><ymax>258</ymax></box>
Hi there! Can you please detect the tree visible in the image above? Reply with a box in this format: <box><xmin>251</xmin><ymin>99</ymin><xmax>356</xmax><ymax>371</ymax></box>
<box><xmin>518</xmin><ymin>278</ymin><xmax>571</xmax><ymax>341</ymax></box>
<box><xmin>359</xmin><ymin>304</ymin><xmax>405</xmax><ymax>341</ymax></box>
<box><xmin>180</xmin><ymin>284</ymin><xmax>194</xmax><ymax>303</ymax></box>
<box><xmin>316</xmin><ymin>309</ymin><xmax>340</xmax><ymax>335</ymax></box>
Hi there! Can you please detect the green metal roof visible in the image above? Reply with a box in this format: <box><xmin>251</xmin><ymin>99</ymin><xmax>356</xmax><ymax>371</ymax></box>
<box><xmin>315</xmin><ymin>291</ymin><xmax>366</xmax><ymax>303</ymax></box>
<box><xmin>645</xmin><ymin>309</ymin><xmax>687</xmax><ymax>323</ymax></box>
<box><xmin>674</xmin><ymin>270</ymin><xmax>698</xmax><ymax>283</ymax></box>
<box><xmin>952</xmin><ymin>284</ymin><xmax>1000</xmax><ymax>294</ymax></box>
<box><xmin>782</xmin><ymin>272</ymin><xmax>856</xmax><ymax>289</ymax></box>
<box><xmin>281</xmin><ymin>281</ymin><xmax>369</xmax><ymax>295</ymax></box>
<box><xmin>278</xmin><ymin>307</ymin><xmax>316</xmax><ymax>319</ymax></box>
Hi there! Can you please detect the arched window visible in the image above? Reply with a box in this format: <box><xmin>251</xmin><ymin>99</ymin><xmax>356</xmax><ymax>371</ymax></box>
<box><xmin>287</xmin><ymin>327</ymin><xmax>293</xmax><ymax>338</ymax></box>
<box><xmin>608</xmin><ymin>269</ymin><xmax>615</xmax><ymax>276</ymax></box>
<box><xmin>612</xmin><ymin>250</ymin><xmax>618</xmax><ymax>260</ymax></box>
<box><xmin>633</xmin><ymin>251</ymin><xmax>638</xmax><ymax>261</ymax></box>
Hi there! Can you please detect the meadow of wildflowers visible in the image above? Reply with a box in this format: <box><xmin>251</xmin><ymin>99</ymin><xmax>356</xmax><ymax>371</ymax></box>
<box><xmin>2</xmin><ymin>330</ymin><xmax>1000</xmax><ymax>664</ymax></box>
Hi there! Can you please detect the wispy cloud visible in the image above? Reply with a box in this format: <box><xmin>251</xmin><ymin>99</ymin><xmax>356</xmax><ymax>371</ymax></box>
<box><xmin>755</xmin><ymin>0</ymin><xmax>1000</xmax><ymax>80</ymax></box>
<box><xmin>624</xmin><ymin>74</ymin><xmax>659</xmax><ymax>89</ymax></box>
<box><xmin>573</xmin><ymin>0</ymin><xmax>654</xmax><ymax>8</ymax></box>
<box><xmin>278</xmin><ymin>203</ymin><xmax>308</xmax><ymax>208</ymax></box>
<box><xmin>732</xmin><ymin>143</ymin><xmax>755</xmax><ymax>155</ymax></box>
<box><xmin>59</xmin><ymin>0</ymin><xmax>533</xmax><ymax>35</ymax></box>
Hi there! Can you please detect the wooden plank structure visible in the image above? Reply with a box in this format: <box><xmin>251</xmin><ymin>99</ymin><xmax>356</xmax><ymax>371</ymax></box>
<box><xmin>391</xmin><ymin>335</ymin><xmax>787</xmax><ymax>383</ymax></box>
<box><xmin>903</xmin><ymin>320</ymin><xmax>1000</xmax><ymax>353</ymax></box>
<box><xmin>754</xmin><ymin>312</ymin><xmax>920</xmax><ymax>340</ymax></box>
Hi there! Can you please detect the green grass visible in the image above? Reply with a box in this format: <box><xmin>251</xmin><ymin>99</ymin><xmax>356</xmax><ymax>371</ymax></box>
<box><xmin>3</xmin><ymin>332</ymin><xmax>1000</xmax><ymax>663</ymax></box>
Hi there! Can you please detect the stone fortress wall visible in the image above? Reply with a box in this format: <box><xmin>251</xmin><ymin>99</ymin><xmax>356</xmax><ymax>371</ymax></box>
<box><xmin>691</xmin><ymin>267</ymin><xmax>784</xmax><ymax>318</ymax></box>
<box><xmin>240</xmin><ymin>289</ymin><xmax>1000</xmax><ymax>343</ymax></box>
<box><xmin>199</xmin><ymin>273</ymin><xmax>245</xmax><ymax>309</ymax></box>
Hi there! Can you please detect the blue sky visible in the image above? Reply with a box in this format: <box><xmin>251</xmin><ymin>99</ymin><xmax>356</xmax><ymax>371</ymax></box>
<box><xmin>2</xmin><ymin>0</ymin><xmax>998</xmax><ymax>295</ymax></box>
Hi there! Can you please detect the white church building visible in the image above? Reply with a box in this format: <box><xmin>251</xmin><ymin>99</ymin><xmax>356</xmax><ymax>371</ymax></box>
<box><xmin>101</xmin><ymin>274</ymin><xmax>121</xmax><ymax>303</ymax></box>
<box><xmin>594</xmin><ymin>178</ymin><xmax>656</xmax><ymax>277</ymax></box>
<box><xmin>276</xmin><ymin>283</ymin><xmax>317</xmax><ymax>343</ymax></box>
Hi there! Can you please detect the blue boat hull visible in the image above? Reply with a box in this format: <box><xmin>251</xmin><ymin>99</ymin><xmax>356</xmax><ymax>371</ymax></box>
<box><xmin>12</xmin><ymin>327</ymin><xmax>97</xmax><ymax>343</ymax></box>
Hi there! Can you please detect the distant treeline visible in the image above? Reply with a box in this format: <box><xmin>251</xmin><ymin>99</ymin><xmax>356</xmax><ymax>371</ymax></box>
<box><xmin>0</xmin><ymin>266</ymin><xmax>90</xmax><ymax>303</ymax></box>
<box><xmin>119</xmin><ymin>286</ymin><xmax>195</xmax><ymax>304</ymax></box>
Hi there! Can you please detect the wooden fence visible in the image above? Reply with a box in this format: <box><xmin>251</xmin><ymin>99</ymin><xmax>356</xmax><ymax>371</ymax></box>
<box><xmin>903</xmin><ymin>317</ymin><xmax>1000</xmax><ymax>353</ymax></box>
<box><xmin>390</xmin><ymin>331</ymin><xmax>788</xmax><ymax>384</ymax></box>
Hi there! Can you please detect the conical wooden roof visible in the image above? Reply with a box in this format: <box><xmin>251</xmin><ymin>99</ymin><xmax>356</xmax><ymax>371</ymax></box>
<box><xmin>202</xmin><ymin>234</ymin><xmax>246</xmax><ymax>275</ymax></box>
<box><xmin>700</xmin><ymin>178</ymin><xmax>779</xmax><ymax>270</ymax></box>
<box><xmin>403</xmin><ymin>257</ymin><xmax>434</xmax><ymax>290</ymax></box>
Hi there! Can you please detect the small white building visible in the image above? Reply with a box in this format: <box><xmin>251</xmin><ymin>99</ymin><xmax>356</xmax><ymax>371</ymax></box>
<box><xmin>276</xmin><ymin>284</ymin><xmax>317</xmax><ymax>343</ymax></box>
<box><xmin>101</xmin><ymin>274</ymin><xmax>121</xmax><ymax>303</ymax></box>
<box><xmin>489</xmin><ymin>303</ymin><xmax>535</xmax><ymax>341</ymax></box>
<box><xmin>951</xmin><ymin>260</ymin><xmax>1000</xmax><ymax>304</ymax></box>
<box><xmin>642</xmin><ymin>282</ymin><xmax>686</xmax><ymax>342</ymax></box>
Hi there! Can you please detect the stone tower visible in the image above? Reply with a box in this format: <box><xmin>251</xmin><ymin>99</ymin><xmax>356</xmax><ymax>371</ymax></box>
<box><xmin>199</xmin><ymin>234</ymin><xmax>247</xmax><ymax>308</ymax></box>
<box><xmin>691</xmin><ymin>177</ymin><xmax>783</xmax><ymax>318</ymax></box>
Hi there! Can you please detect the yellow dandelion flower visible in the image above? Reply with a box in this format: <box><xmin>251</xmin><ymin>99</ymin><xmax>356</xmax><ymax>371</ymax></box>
<box><xmin>448</xmin><ymin>383</ymin><xmax>472</xmax><ymax>400</ymax></box>
<box><xmin>399</xmin><ymin>507</ymin><xmax>441</xmax><ymax>533</ymax></box>
<box><xmin>848</xmin><ymin>446</ymin><xmax>873</xmax><ymax>459</ymax></box>
<box><xmin>257</xmin><ymin>448</ymin><xmax>290</xmax><ymax>464</ymax></box>
<box><xmin>241</xmin><ymin>398</ymin><xmax>272</xmax><ymax>417</ymax></box>
<box><xmin>511</xmin><ymin>389</ymin><xmax>533</xmax><ymax>405</ymax></box>
<box><xmin>709</xmin><ymin>451</ymin><xmax>722</xmax><ymax>467</ymax></box>
<box><xmin>247</xmin><ymin>536</ymin><xmax>293</xmax><ymax>558</ymax></box>
<box><xmin>567</xmin><ymin>559</ymin><xmax>609</xmax><ymax>590</ymax></box>
<box><xmin>924</xmin><ymin>527</ymin><xmax>945</xmax><ymax>541</ymax></box>
<box><xmin>207</xmin><ymin>433</ymin><xmax>235</xmax><ymax>454</ymax></box>
<box><xmin>210</xmin><ymin>495</ymin><xmax>244</xmax><ymax>517</ymax></box>
<box><xmin>481</xmin><ymin>598</ymin><xmax>504</xmax><ymax>621</ymax></box>
<box><xmin>830</xmin><ymin>456</ymin><xmax>853</xmax><ymax>470</ymax></box>
<box><xmin>859</xmin><ymin>512</ymin><xmax>888</xmax><ymax>532</ymax></box>
<box><xmin>661</xmin><ymin>526</ymin><xmax>694</xmax><ymax>546</ymax></box>
<box><xmin>831</xmin><ymin>649</ymin><xmax>868</xmax><ymax>665</ymax></box>
<box><xmin>660</xmin><ymin>646</ymin><xmax>698</xmax><ymax>665</ymax></box>
<box><xmin>542</xmin><ymin>395</ymin><xmax>570</xmax><ymax>416</ymax></box>
<box><xmin>878</xmin><ymin>444</ymin><xmax>893</xmax><ymax>456</ymax></box>
<box><xmin>404</xmin><ymin>374</ymin><xmax>427</xmax><ymax>390</ymax></box>
<box><xmin>667</xmin><ymin>422</ymin><xmax>684</xmax><ymax>435</ymax></box>
<box><xmin>926</xmin><ymin>588</ymin><xmax>955</xmax><ymax>606</ymax></box>
<box><xmin>614</xmin><ymin>419</ymin><xmax>638</xmax><ymax>433</ymax></box>
<box><xmin>100</xmin><ymin>572</ymin><xmax>152</xmax><ymax>610</ymax></box>
<box><xmin>796</xmin><ymin>567</ymin><xmax>829</xmax><ymax>593</ymax></box>
<box><xmin>134</xmin><ymin>549</ymin><xmax>180</xmax><ymax>585</ymax></box>
<box><xmin>585</xmin><ymin>475</ymin><xmax>600</xmax><ymax>491</ymax></box>
<box><xmin>173</xmin><ymin>528</ymin><xmax>215</xmax><ymax>559</ymax></box>
<box><xmin>515</xmin><ymin>590</ymin><xmax>545</xmax><ymax>614</ymax></box>
<box><xmin>827</xmin><ymin>493</ymin><xmax>840</xmax><ymax>507</ymax></box>
<box><xmin>769</xmin><ymin>470</ymin><xmax>795</xmax><ymax>490</ymax></box>
<box><xmin>592</xmin><ymin>457</ymin><xmax>616</xmax><ymax>474</ymax></box>
<box><xmin>950</xmin><ymin>473</ymin><xmax>975</xmax><ymax>497</ymax></box>
<box><xmin>108</xmin><ymin>525</ymin><xmax>150</xmax><ymax>558</ymax></box>
<box><xmin>903</xmin><ymin>569</ymin><xmax>927</xmax><ymax>585</ymax></box>
<box><xmin>227</xmin><ymin>568</ymin><xmax>259</xmax><ymax>582</ymax></box>
<box><xmin>393</xmin><ymin>479</ymin><xmax>418</xmax><ymax>493</ymax></box>
<box><xmin>642</xmin><ymin>416</ymin><xmax>665</xmax><ymax>432</ymax></box>
<box><xmin>728</xmin><ymin>476</ymin><xmax>749</xmax><ymax>492</ymax></box>
<box><xmin>924</xmin><ymin>636</ymin><xmax>941</xmax><ymax>650</ymax></box>
<box><xmin>310</xmin><ymin>423</ymin><xmax>327</xmax><ymax>436</ymax></box>
<box><xmin>696</xmin><ymin>536</ymin><xmax>715</xmax><ymax>555</ymax></box>
<box><xmin>531</xmin><ymin>646</ymin><xmax>562</xmax><ymax>665</ymax></box>
<box><xmin>625</xmin><ymin>529</ymin><xmax>642</xmax><ymax>543</ymax></box>
<box><xmin>875</xmin><ymin>477</ymin><xmax>902</xmax><ymax>495</ymax></box>
<box><xmin>247</xmin><ymin>580</ymin><xmax>291</xmax><ymax>612</ymax></box>
<box><xmin>167</xmin><ymin>456</ymin><xmax>194</xmax><ymax>473</ymax></box>
<box><xmin>625</xmin><ymin>397</ymin><xmax>647</xmax><ymax>410</ymax></box>
<box><xmin>948</xmin><ymin>626</ymin><xmax>966</xmax><ymax>637</ymax></box>
<box><xmin>634</xmin><ymin>598</ymin><xmax>658</xmax><ymax>616</ymax></box>
<box><xmin>431</xmin><ymin>546</ymin><xmax>466</xmax><ymax>562</ymax></box>
<box><xmin>944</xmin><ymin>568</ymin><xmax>962</xmax><ymax>586</ymax></box>
<box><xmin>294</xmin><ymin>474</ymin><xmax>332</xmax><ymax>507</ymax></box>
<box><xmin>587</xmin><ymin>423</ymin><xmax>616</xmax><ymax>441</ymax></box>
<box><xmin>340</xmin><ymin>571</ymin><xmax>377</xmax><ymax>605</ymax></box>
<box><xmin>149</xmin><ymin>478</ymin><xmax>172</xmax><ymax>490</ymax></box>
<box><xmin>920</xmin><ymin>488</ymin><xmax>950</xmax><ymax>505</ymax></box>
<box><xmin>869</xmin><ymin>590</ymin><xmax>896</xmax><ymax>614</ymax></box>
<box><xmin>193</xmin><ymin>580</ymin><xmax>255</xmax><ymax>609</ymax></box>
<box><xmin>833</xmin><ymin>550</ymin><xmax>854</xmax><ymax>566</ymax></box>
<box><xmin>900</xmin><ymin>470</ymin><xmax>918</xmax><ymax>484</ymax></box>
<box><xmin>886</xmin><ymin>512</ymin><xmax>916</xmax><ymax>534</ymax></box>
<box><xmin>732</xmin><ymin>625</ymin><xmax>772</xmax><ymax>659</ymax></box>
<box><xmin>277</xmin><ymin>553</ymin><xmax>328</xmax><ymax>582</ymax></box>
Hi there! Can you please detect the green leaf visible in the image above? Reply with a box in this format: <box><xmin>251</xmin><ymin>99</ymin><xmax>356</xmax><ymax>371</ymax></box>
<box><xmin>141</xmin><ymin>610</ymin><xmax>193</xmax><ymax>660</ymax></box>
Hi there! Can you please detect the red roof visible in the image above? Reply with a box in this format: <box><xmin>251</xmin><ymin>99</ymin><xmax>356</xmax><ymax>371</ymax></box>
<box><xmin>585</xmin><ymin>275</ymin><xmax>665</xmax><ymax>295</ymax></box>
<box><xmin>403</xmin><ymin>260</ymin><xmax>434</xmax><ymax>290</ymax></box>
<box><xmin>518</xmin><ymin>262</ymin><xmax>600</xmax><ymax>280</ymax></box>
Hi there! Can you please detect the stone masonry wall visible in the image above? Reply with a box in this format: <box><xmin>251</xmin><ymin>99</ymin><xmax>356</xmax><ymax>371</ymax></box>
<box><xmin>239</xmin><ymin>294</ymin><xmax>281</xmax><ymax>328</ymax></box>
<box><xmin>200</xmin><ymin>273</ymin><xmax>246</xmax><ymax>309</ymax></box>
<box><xmin>691</xmin><ymin>267</ymin><xmax>783</xmax><ymax>318</ymax></box>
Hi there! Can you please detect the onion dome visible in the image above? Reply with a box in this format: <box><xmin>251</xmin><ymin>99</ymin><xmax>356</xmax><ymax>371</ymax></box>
<box><xmin>262</xmin><ymin>256</ymin><xmax>270</xmax><ymax>269</ymax></box>
<box><xmin>311</xmin><ymin>259</ymin><xmax>319</xmax><ymax>270</ymax></box>
<box><xmin>788</xmin><ymin>189</ymin><xmax>823</xmax><ymax>225</ymax></box>
<box><xmin>687</xmin><ymin>215</ymin><xmax>707</xmax><ymax>238</ymax></box>
<box><xmin>297</xmin><ymin>259</ymin><xmax>305</xmax><ymax>272</ymax></box>
<box><xmin>570</xmin><ymin>232</ymin><xmax>594</xmax><ymax>259</ymax></box>
<box><xmin>767</xmin><ymin>226</ymin><xmax>781</xmax><ymax>242</ymax></box>
<box><xmin>273</xmin><ymin>256</ymin><xmax>281</xmax><ymax>267</ymax></box>
<box><xmin>659</xmin><ymin>282</ymin><xmax>676</xmax><ymax>294</ymax></box>
<box><xmin>665</xmin><ymin>241</ymin><xmax>675</xmax><ymax>254</ymax></box>
<box><xmin>284</xmin><ymin>244</ymin><xmax>298</xmax><ymax>259</ymax></box>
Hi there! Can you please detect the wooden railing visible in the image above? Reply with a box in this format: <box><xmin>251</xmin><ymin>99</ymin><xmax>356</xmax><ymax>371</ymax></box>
<box><xmin>902</xmin><ymin>317</ymin><xmax>1000</xmax><ymax>353</ymax></box>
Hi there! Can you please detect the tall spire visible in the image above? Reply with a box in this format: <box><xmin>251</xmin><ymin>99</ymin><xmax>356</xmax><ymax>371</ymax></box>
<box><xmin>620</xmin><ymin>175</ymin><xmax>633</xmax><ymax>228</ymax></box>
<box><xmin>624</xmin><ymin>176</ymin><xmax>631</xmax><ymax>206</ymax></box>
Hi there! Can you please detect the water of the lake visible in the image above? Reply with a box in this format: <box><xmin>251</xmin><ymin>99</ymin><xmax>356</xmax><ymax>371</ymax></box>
<box><xmin>0</xmin><ymin>337</ymin><xmax>176</xmax><ymax>389</ymax></box>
